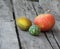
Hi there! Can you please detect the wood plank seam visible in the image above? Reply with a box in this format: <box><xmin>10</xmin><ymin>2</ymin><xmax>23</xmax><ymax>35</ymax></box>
<box><xmin>12</xmin><ymin>0</ymin><xmax>60</xmax><ymax>49</ymax></box>
<box><xmin>25</xmin><ymin>1</ymin><xmax>53</xmax><ymax>49</ymax></box>
<box><xmin>44</xmin><ymin>32</ymin><xmax>54</xmax><ymax>49</ymax></box>
<box><xmin>31</xmin><ymin>2</ymin><xmax>54</xmax><ymax>49</ymax></box>
<box><xmin>31</xmin><ymin>2</ymin><xmax>60</xmax><ymax>49</ymax></box>
<box><xmin>31</xmin><ymin>1</ymin><xmax>38</xmax><ymax>15</ymax></box>
<box><xmin>10</xmin><ymin>0</ymin><xmax>22</xmax><ymax>49</ymax></box>
<box><xmin>51</xmin><ymin>30</ymin><xmax>60</xmax><ymax>48</ymax></box>
<box><xmin>35</xmin><ymin>1</ymin><xmax>60</xmax><ymax>49</ymax></box>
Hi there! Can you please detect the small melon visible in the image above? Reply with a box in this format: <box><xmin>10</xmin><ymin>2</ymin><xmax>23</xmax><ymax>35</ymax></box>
<box><xmin>16</xmin><ymin>17</ymin><xmax>32</xmax><ymax>31</ymax></box>
<box><xmin>29</xmin><ymin>25</ymin><xmax>40</xmax><ymax>36</ymax></box>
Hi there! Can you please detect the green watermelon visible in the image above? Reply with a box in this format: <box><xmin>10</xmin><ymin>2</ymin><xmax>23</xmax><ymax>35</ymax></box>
<box><xmin>29</xmin><ymin>25</ymin><xmax>40</xmax><ymax>36</ymax></box>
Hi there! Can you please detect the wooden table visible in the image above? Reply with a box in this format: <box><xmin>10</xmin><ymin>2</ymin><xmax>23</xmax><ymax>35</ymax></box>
<box><xmin>0</xmin><ymin>0</ymin><xmax>60</xmax><ymax>49</ymax></box>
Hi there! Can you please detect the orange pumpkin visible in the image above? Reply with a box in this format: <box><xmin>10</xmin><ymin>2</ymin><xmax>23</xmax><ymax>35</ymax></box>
<box><xmin>34</xmin><ymin>14</ymin><xmax>55</xmax><ymax>31</ymax></box>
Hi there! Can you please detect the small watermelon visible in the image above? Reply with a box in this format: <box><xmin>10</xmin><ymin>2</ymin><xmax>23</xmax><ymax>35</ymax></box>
<box><xmin>29</xmin><ymin>25</ymin><xmax>40</xmax><ymax>36</ymax></box>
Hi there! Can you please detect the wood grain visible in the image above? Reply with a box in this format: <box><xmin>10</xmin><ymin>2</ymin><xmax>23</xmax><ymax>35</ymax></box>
<box><xmin>12</xmin><ymin>0</ymin><xmax>53</xmax><ymax>49</ymax></box>
<box><xmin>0</xmin><ymin>21</ymin><xmax>19</xmax><ymax>49</ymax></box>
<box><xmin>0</xmin><ymin>0</ymin><xmax>13</xmax><ymax>20</ymax></box>
<box><xmin>39</xmin><ymin>0</ymin><xmax>60</xmax><ymax>48</ymax></box>
<box><xmin>52</xmin><ymin>21</ymin><xmax>60</xmax><ymax>47</ymax></box>
<box><xmin>39</xmin><ymin>0</ymin><xmax>60</xmax><ymax>21</ymax></box>
<box><xmin>0</xmin><ymin>0</ymin><xmax>19</xmax><ymax>49</ymax></box>
<box><xmin>32</xmin><ymin>2</ymin><xmax>60</xmax><ymax>49</ymax></box>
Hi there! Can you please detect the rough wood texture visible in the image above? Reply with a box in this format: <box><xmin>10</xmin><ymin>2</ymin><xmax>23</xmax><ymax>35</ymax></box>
<box><xmin>0</xmin><ymin>21</ymin><xmax>19</xmax><ymax>49</ymax></box>
<box><xmin>39</xmin><ymin>0</ymin><xmax>60</xmax><ymax>48</ymax></box>
<box><xmin>39</xmin><ymin>0</ymin><xmax>60</xmax><ymax>21</ymax></box>
<box><xmin>0</xmin><ymin>0</ymin><xmax>13</xmax><ymax>20</ymax></box>
<box><xmin>52</xmin><ymin>21</ymin><xmax>60</xmax><ymax>46</ymax></box>
<box><xmin>32</xmin><ymin>2</ymin><xmax>60</xmax><ymax>49</ymax></box>
<box><xmin>46</xmin><ymin>32</ymin><xmax>59</xmax><ymax>49</ymax></box>
<box><xmin>32</xmin><ymin>2</ymin><xmax>44</xmax><ymax>15</ymax></box>
<box><xmin>18</xmin><ymin>28</ymin><xmax>52</xmax><ymax>49</ymax></box>
<box><xmin>39</xmin><ymin>0</ymin><xmax>60</xmax><ymax>49</ymax></box>
<box><xmin>12</xmin><ymin>0</ymin><xmax>54</xmax><ymax>49</ymax></box>
<box><xmin>0</xmin><ymin>0</ymin><xmax>19</xmax><ymax>49</ymax></box>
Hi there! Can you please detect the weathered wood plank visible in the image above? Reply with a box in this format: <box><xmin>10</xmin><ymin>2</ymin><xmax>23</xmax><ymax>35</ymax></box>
<box><xmin>39</xmin><ymin>0</ymin><xmax>60</xmax><ymax>21</ymax></box>
<box><xmin>18</xmin><ymin>28</ymin><xmax>52</xmax><ymax>49</ymax></box>
<box><xmin>32</xmin><ymin>2</ymin><xmax>59</xmax><ymax>49</ymax></box>
<box><xmin>0</xmin><ymin>0</ymin><xmax>20</xmax><ymax>49</ymax></box>
<box><xmin>32</xmin><ymin>2</ymin><xmax>44</xmax><ymax>15</ymax></box>
<box><xmin>0</xmin><ymin>21</ymin><xmax>19</xmax><ymax>49</ymax></box>
<box><xmin>46</xmin><ymin>32</ymin><xmax>59</xmax><ymax>49</ymax></box>
<box><xmin>3</xmin><ymin>0</ymin><xmax>13</xmax><ymax>12</ymax></box>
<box><xmin>52</xmin><ymin>21</ymin><xmax>60</xmax><ymax>46</ymax></box>
<box><xmin>0</xmin><ymin>0</ymin><xmax>13</xmax><ymax>20</ymax></box>
<box><xmin>39</xmin><ymin>0</ymin><xmax>60</xmax><ymax>48</ymax></box>
<box><xmin>13</xmin><ymin>0</ymin><xmax>53</xmax><ymax>49</ymax></box>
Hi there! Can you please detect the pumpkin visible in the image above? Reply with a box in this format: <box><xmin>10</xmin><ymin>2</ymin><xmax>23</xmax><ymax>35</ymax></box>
<box><xmin>34</xmin><ymin>14</ymin><xmax>55</xmax><ymax>31</ymax></box>
<box><xmin>29</xmin><ymin>25</ymin><xmax>40</xmax><ymax>36</ymax></box>
<box><xmin>16</xmin><ymin>17</ymin><xmax>32</xmax><ymax>31</ymax></box>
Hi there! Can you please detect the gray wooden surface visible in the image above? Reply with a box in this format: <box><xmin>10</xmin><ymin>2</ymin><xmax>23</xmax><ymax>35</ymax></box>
<box><xmin>12</xmin><ymin>0</ymin><xmax>53</xmax><ymax>49</ymax></box>
<box><xmin>39</xmin><ymin>0</ymin><xmax>60</xmax><ymax>48</ymax></box>
<box><xmin>12</xmin><ymin>0</ymin><xmax>60</xmax><ymax>49</ymax></box>
<box><xmin>0</xmin><ymin>0</ymin><xmax>19</xmax><ymax>49</ymax></box>
<box><xmin>32</xmin><ymin>2</ymin><xmax>60</xmax><ymax>49</ymax></box>
<box><xmin>39</xmin><ymin>0</ymin><xmax>60</xmax><ymax>21</ymax></box>
<box><xmin>0</xmin><ymin>0</ymin><xmax>13</xmax><ymax>20</ymax></box>
<box><xmin>0</xmin><ymin>21</ymin><xmax>19</xmax><ymax>49</ymax></box>
<box><xmin>52</xmin><ymin>21</ymin><xmax>60</xmax><ymax>46</ymax></box>
<box><xmin>0</xmin><ymin>0</ymin><xmax>60</xmax><ymax>49</ymax></box>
